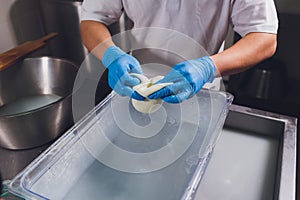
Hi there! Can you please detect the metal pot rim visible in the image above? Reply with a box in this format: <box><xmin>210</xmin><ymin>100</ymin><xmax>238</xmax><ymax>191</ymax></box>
<box><xmin>23</xmin><ymin>56</ymin><xmax>79</xmax><ymax>68</ymax></box>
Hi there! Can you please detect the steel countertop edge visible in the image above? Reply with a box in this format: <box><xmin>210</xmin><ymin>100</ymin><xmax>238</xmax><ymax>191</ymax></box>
<box><xmin>228</xmin><ymin>104</ymin><xmax>297</xmax><ymax>200</ymax></box>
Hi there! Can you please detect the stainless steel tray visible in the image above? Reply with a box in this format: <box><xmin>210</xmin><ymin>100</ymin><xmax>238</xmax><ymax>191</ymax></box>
<box><xmin>196</xmin><ymin>104</ymin><xmax>297</xmax><ymax>200</ymax></box>
<box><xmin>7</xmin><ymin>89</ymin><xmax>233</xmax><ymax>200</ymax></box>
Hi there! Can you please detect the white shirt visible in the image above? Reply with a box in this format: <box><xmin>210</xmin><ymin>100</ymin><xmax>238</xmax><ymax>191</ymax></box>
<box><xmin>81</xmin><ymin>0</ymin><xmax>278</xmax><ymax>90</ymax></box>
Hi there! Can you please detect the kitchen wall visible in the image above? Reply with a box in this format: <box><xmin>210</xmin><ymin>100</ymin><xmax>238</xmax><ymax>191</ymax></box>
<box><xmin>0</xmin><ymin>0</ymin><xmax>45</xmax><ymax>52</ymax></box>
<box><xmin>0</xmin><ymin>0</ymin><xmax>18</xmax><ymax>52</ymax></box>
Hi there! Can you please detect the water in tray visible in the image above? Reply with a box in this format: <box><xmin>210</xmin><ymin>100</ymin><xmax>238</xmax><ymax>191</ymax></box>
<box><xmin>62</xmin><ymin>154</ymin><xmax>204</xmax><ymax>200</ymax></box>
<box><xmin>8</xmin><ymin>90</ymin><xmax>231</xmax><ymax>200</ymax></box>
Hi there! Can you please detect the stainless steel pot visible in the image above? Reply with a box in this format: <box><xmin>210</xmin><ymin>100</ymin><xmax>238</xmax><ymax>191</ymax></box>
<box><xmin>0</xmin><ymin>57</ymin><xmax>78</xmax><ymax>150</ymax></box>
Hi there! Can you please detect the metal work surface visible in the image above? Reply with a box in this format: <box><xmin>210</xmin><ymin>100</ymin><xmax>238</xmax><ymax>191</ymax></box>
<box><xmin>196</xmin><ymin>104</ymin><xmax>297</xmax><ymax>200</ymax></box>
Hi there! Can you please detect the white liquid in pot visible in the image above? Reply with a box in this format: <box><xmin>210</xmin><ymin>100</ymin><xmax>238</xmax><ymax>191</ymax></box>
<box><xmin>0</xmin><ymin>94</ymin><xmax>62</xmax><ymax>116</ymax></box>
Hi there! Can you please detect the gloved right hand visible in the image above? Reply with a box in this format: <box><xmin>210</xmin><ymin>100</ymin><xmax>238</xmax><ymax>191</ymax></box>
<box><xmin>102</xmin><ymin>46</ymin><xmax>145</xmax><ymax>100</ymax></box>
<box><xmin>148</xmin><ymin>56</ymin><xmax>216</xmax><ymax>103</ymax></box>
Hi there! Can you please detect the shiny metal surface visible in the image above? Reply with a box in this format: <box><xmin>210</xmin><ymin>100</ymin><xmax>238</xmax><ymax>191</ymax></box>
<box><xmin>0</xmin><ymin>57</ymin><xmax>78</xmax><ymax>150</ymax></box>
<box><xmin>195</xmin><ymin>104</ymin><xmax>297</xmax><ymax>200</ymax></box>
<box><xmin>40</xmin><ymin>0</ymin><xmax>86</xmax><ymax>66</ymax></box>
<box><xmin>213</xmin><ymin>104</ymin><xmax>297</xmax><ymax>200</ymax></box>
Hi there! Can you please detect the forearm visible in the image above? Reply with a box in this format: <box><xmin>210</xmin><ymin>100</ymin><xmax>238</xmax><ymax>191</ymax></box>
<box><xmin>210</xmin><ymin>32</ymin><xmax>277</xmax><ymax>76</ymax></box>
<box><xmin>80</xmin><ymin>20</ymin><xmax>115</xmax><ymax>60</ymax></box>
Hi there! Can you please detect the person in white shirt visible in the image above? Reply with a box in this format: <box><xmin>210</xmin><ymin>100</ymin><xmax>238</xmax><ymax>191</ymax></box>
<box><xmin>80</xmin><ymin>0</ymin><xmax>278</xmax><ymax>103</ymax></box>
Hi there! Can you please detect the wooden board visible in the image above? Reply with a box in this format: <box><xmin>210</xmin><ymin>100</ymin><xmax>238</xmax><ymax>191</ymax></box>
<box><xmin>0</xmin><ymin>33</ymin><xmax>58</xmax><ymax>71</ymax></box>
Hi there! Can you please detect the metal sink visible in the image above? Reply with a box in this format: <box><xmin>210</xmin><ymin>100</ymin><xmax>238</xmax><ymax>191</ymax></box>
<box><xmin>196</xmin><ymin>104</ymin><xmax>297</xmax><ymax>200</ymax></box>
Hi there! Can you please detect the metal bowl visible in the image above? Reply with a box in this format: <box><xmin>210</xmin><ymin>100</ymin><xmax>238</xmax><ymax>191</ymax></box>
<box><xmin>0</xmin><ymin>57</ymin><xmax>78</xmax><ymax>150</ymax></box>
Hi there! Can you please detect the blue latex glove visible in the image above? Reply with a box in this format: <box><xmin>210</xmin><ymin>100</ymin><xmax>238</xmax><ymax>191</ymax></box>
<box><xmin>148</xmin><ymin>56</ymin><xmax>216</xmax><ymax>103</ymax></box>
<box><xmin>102</xmin><ymin>46</ymin><xmax>145</xmax><ymax>100</ymax></box>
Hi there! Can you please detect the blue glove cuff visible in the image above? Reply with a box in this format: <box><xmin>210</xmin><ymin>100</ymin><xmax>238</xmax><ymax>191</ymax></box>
<box><xmin>102</xmin><ymin>46</ymin><xmax>126</xmax><ymax>68</ymax></box>
<box><xmin>196</xmin><ymin>56</ymin><xmax>217</xmax><ymax>83</ymax></box>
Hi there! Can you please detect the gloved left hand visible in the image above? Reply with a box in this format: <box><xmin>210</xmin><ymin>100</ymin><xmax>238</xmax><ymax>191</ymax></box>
<box><xmin>102</xmin><ymin>46</ymin><xmax>145</xmax><ymax>100</ymax></box>
<box><xmin>148</xmin><ymin>56</ymin><xmax>217</xmax><ymax>103</ymax></box>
